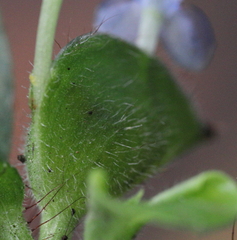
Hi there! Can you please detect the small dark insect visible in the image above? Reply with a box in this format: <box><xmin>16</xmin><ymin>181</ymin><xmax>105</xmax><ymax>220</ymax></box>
<box><xmin>67</xmin><ymin>67</ymin><xmax>70</xmax><ymax>70</ymax></box>
<box><xmin>61</xmin><ymin>235</ymin><xmax>68</xmax><ymax>240</ymax></box>
<box><xmin>17</xmin><ymin>154</ymin><xmax>26</xmax><ymax>163</ymax></box>
<box><xmin>88</xmin><ymin>110</ymin><xmax>93</xmax><ymax>115</ymax></box>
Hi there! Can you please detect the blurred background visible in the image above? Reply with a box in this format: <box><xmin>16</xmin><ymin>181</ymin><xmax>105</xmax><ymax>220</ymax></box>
<box><xmin>0</xmin><ymin>0</ymin><xmax>237</xmax><ymax>239</ymax></box>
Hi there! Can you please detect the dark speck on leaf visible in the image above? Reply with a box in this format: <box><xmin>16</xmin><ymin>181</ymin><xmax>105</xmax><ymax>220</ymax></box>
<box><xmin>202</xmin><ymin>123</ymin><xmax>216</xmax><ymax>139</ymax></box>
<box><xmin>72</xmin><ymin>208</ymin><xmax>76</xmax><ymax>215</ymax></box>
<box><xmin>17</xmin><ymin>154</ymin><xmax>26</xmax><ymax>163</ymax></box>
<box><xmin>67</xmin><ymin>67</ymin><xmax>70</xmax><ymax>70</ymax></box>
<box><xmin>88</xmin><ymin>111</ymin><xmax>93</xmax><ymax>115</ymax></box>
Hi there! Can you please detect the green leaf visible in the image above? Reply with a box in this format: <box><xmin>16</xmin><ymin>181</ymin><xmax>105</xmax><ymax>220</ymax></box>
<box><xmin>26</xmin><ymin>33</ymin><xmax>208</xmax><ymax>239</ymax></box>
<box><xmin>84</xmin><ymin>169</ymin><xmax>237</xmax><ymax>240</ymax></box>
<box><xmin>0</xmin><ymin>11</ymin><xmax>13</xmax><ymax>162</ymax></box>
<box><xmin>0</xmin><ymin>162</ymin><xmax>33</xmax><ymax>239</ymax></box>
<box><xmin>84</xmin><ymin>169</ymin><xmax>145</xmax><ymax>240</ymax></box>
<box><xmin>148</xmin><ymin>170</ymin><xmax>237</xmax><ymax>232</ymax></box>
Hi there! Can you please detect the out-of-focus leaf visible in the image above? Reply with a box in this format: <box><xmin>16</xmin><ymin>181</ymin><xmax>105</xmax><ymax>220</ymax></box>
<box><xmin>148</xmin><ymin>170</ymin><xmax>237</xmax><ymax>231</ymax></box>
<box><xmin>0</xmin><ymin>162</ymin><xmax>33</xmax><ymax>239</ymax></box>
<box><xmin>84</xmin><ymin>170</ymin><xmax>237</xmax><ymax>240</ymax></box>
<box><xmin>0</xmin><ymin>12</ymin><xmax>13</xmax><ymax>162</ymax></box>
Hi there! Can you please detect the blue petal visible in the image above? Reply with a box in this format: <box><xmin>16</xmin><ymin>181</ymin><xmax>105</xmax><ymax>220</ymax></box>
<box><xmin>94</xmin><ymin>0</ymin><xmax>142</xmax><ymax>43</ymax></box>
<box><xmin>161</xmin><ymin>4</ymin><xmax>216</xmax><ymax>71</ymax></box>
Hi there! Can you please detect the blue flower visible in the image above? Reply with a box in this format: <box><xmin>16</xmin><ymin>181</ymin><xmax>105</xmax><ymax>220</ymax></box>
<box><xmin>94</xmin><ymin>0</ymin><xmax>216</xmax><ymax>71</ymax></box>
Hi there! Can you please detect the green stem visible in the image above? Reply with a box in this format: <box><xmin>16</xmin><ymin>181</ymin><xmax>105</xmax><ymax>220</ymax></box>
<box><xmin>30</xmin><ymin>0</ymin><xmax>63</xmax><ymax>107</ymax></box>
<box><xmin>136</xmin><ymin>0</ymin><xmax>163</xmax><ymax>55</ymax></box>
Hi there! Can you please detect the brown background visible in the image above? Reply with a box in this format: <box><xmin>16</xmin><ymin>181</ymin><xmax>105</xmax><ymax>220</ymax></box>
<box><xmin>0</xmin><ymin>0</ymin><xmax>237</xmax><ymax>239</ymax></box>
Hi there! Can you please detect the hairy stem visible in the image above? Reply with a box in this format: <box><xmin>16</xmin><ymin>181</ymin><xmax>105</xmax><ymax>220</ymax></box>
<box><xmin>30</xmin><ymin>0</ymin><xmax>63</xmax><ymax>107</ymax></box>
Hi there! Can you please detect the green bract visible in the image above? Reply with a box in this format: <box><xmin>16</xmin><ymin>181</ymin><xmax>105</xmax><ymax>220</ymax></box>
<box><xmin>26</xmin><ymin>34</ymin><xmax>206</xmax><ymax>239</ymax></box>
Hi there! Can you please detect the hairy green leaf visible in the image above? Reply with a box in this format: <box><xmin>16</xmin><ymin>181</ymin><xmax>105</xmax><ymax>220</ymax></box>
<box><xmin>26</xmin><ymin>33</ymin><xmax>207</xmax><ymax>239</ymax></box>
<box><xmin>0</xmin><ymin>162</ymin><xmax>32</xmax><ymax>239</ymax></box>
